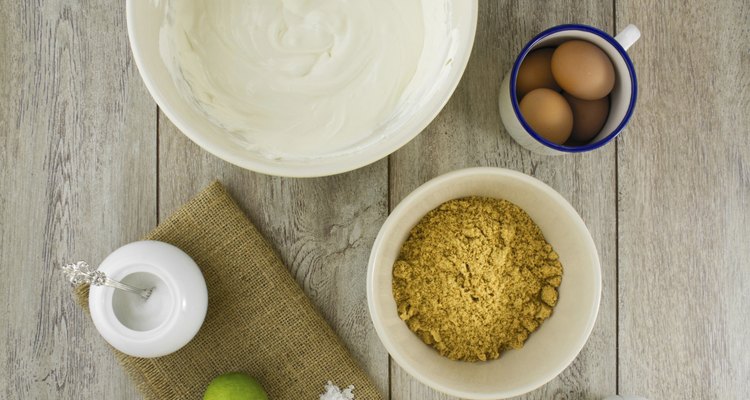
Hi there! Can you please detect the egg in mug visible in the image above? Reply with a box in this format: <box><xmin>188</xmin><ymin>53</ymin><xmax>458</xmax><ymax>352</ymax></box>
<box><xmin>519</xmin><ymin>89</ymin><xmax>573</xmax><ymax>145</ymax></box>
<box><xmin>516</xmin><ymin>48</ymin><xmax>559</xmax><ymax>98</ymax></box>
<box><xmin>551</xmin><ymin>40</ymin><xmax>615</xmax><ymax>101</ymax></box>
<box><xmin>563</xmin><ymin>93</ymin><xmax>610</xmax><ymax>143</ymax></box>
<box><xmin>515</xmin><ymin>40</ymin><xmax>614</xmax><ymax>146</ymax></box>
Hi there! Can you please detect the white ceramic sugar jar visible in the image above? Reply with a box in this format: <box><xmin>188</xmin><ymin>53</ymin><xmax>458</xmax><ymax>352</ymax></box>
<box><xmin>88</xmin><ymin>241</ymin><xmax>208</xmax><ymax>358</ymax></box>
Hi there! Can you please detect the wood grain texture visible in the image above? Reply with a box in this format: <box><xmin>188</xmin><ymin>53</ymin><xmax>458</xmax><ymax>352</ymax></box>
<box><xmin>3</xmin><ymin>0</ymin><xmax>749</xmax><ymax>399</ymax></box>
<box><xmin>615</xmin><ymin>0</ymin><xmax>750</xmax><ymax>398</ymax></box>
<box><xmin>156</xmin><ymin>118</ymin><xmax>390</xmax><ymax>398</ymax></box>
<box><xmin>389</xmin><ymin>1</ymin><xmax>617</xmax><ymax>399</ymax></box>
<box><xmin>0</xmin><ymin>1</ymin><xmax>155</xmax><ymax>399</ymax></box>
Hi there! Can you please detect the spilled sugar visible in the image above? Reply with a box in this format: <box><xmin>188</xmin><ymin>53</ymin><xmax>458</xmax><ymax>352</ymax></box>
<box><xmin>319</xmin><ymin>381</ymin><xmax>355</xmax><ymax>400</ymax></box>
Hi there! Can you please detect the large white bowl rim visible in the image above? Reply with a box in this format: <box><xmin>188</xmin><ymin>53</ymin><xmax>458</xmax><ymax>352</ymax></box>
<box><xmin>126</xmin><ymin>1</ymin><xmax>478</xmax><ymax>177</ymax></box>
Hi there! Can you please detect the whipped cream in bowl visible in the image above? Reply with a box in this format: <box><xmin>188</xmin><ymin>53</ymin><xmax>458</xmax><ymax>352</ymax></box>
<box><xmin>128</xmin><ymin>0</ymin><xmax>477</xmax><ymax>176</ymax></box>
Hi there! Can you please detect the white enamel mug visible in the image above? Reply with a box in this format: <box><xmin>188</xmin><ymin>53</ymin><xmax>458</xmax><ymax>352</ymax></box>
<box><xmin>499</xmin><ymin>24</ymin><xmax>640</xmax><ymax>155</ymax></box>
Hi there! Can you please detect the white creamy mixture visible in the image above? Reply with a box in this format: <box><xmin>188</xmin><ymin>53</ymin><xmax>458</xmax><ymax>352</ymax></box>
<box><xmin>160</xmin><ymin>0</ymin><xmax>447</xmax><ymax>158</ymax></box>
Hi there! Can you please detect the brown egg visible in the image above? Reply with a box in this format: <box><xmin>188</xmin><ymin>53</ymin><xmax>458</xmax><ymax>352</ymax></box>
<box><xmin>551</xmin><ymin>40</ymin><xmax>615</xmax><ymax>100</ymax></box>
<box><xmin>563</xmin><ymin>92</ymin><xmax>610</xmax><ymax>143</ymax></box>
<box><xmin>516</xmin><ymin>48</ymin><xmax>560</xmax><ymax>98</ymax></box>
<box><xmin>519</xmin><ymin>88</ymin><xmax>573</xmax><ymax>145</ymax></box>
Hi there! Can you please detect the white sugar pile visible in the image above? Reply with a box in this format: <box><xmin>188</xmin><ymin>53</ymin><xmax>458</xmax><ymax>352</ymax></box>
<box><xmin>319</xmin><ymin>381</ymin><xmax>355</xmax><ymax>400</ymax></box>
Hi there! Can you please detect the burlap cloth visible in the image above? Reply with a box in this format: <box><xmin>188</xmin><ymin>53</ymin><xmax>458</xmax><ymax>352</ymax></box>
<box><xmin>74</xmin><ymin>181</ymin><xmax>381</xmax><ymax>400</ymax></box>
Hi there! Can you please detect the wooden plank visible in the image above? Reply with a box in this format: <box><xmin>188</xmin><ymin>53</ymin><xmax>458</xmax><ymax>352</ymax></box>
<box><xmin>0</xmin><ymin>1</ymin><xmax>155</xmax><ymax>399</ymax></box>
<box><xmin>389</xmin><ymin>1</ymin><xmax>617</xmax><ymax>398</ymax></box>
<box><xmin>615</xmin><ymin>0</ymin><xmax>750</xmax><ymax>398</ymax></box>
<box><xmin>157</xmin><ymin>117</ymin><xmax>390</xmax><ymax>397</ymax></box>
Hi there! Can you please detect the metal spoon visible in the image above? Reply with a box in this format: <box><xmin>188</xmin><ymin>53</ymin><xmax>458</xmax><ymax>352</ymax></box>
<box><xmin>61</xmin><ymin>261</ymin><xmax>154</xmax><ymax>300</ymax></box>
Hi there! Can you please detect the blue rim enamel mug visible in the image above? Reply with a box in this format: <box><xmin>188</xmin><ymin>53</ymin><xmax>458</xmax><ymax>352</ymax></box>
<box><xmin>499</xmin><ymin>24</ymin><xmax>640</xmax><ymax>155</ymax></box>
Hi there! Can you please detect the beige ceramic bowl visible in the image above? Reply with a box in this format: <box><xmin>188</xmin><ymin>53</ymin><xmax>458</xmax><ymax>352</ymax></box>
<box><xmin>367</xmin><ymin>167</ymin><xmax>600</xmax><ymax>399</ymax></box>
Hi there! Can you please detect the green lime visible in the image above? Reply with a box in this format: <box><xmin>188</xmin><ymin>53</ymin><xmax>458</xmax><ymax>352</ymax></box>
<box><xmin>203</xmin><ymin>372</ymin><xmax>269</xmax><ymax>400</ymax></box>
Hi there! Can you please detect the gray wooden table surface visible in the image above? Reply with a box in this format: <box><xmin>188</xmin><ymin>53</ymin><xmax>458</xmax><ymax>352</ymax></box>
<box><xmin>1</xmin><ymin>0</ymin><xmax>748</xmax><ymax>399</ymax></box>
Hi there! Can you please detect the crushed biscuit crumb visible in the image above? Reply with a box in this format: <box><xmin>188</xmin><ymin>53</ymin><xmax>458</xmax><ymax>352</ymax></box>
<box><xmin>392</xmin><ymin>197</ymin><xmax>563</xmax><ymax>361</ymax></box>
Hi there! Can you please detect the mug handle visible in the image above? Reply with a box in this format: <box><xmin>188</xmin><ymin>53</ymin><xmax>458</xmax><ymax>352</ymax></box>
<box><xmin>615</xmin><ymin>24</ymin><xmax>641</xmax><ymax>51</ymax></box>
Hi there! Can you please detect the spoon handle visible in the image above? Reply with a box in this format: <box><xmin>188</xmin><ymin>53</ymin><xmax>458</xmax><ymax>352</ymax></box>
<box><xmin>102</xmin><ymin>277</ymin><xmax>154</xmax><ymax>300</ymax></box>
<box><xmin>61</xmin><ymin>261</ymin><xmax>154</xmax><ymax>300</ymax></box>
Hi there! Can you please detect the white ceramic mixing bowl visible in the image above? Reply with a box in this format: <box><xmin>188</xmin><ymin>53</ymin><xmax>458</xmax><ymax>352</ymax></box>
<box><xmin>367</xmin><ymin>167</ymin><xmax>601</xmax><ymax>399</ymax></box>
<box><xmin>126</xmin><ymin>1</ymin><xmax>477</xmax><ymax>177</ymax></box>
